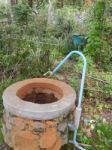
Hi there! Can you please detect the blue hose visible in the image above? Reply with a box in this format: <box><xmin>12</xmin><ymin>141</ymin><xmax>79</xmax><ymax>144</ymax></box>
<box><xmin>52</xmin><ymin>51</ymin><xmax>87</xmax><ymax>150</ymax></box>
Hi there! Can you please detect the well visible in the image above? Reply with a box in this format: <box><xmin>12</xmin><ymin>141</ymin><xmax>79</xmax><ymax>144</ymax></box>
<box><xmin>2</xmin><ymin>78</ymin><xmax>76</xmax><ymax>150</ymax></box>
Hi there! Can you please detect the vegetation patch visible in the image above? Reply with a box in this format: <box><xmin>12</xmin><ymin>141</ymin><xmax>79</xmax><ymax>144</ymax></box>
<box><xmin>0</xmin><ymin>0</ymin><xmax>112</xmax><ymax>149</ymax></box>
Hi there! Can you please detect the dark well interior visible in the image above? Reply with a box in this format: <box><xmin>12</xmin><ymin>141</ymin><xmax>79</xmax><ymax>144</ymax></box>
<box><xmin>16</xmin><ymin>83</ymin><xmax>63</xmax><ymax>104</ymax></box>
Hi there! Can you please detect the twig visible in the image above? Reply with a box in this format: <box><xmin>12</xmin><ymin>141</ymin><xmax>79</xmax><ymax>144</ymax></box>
<box><xmin>74</xmin><ymin>70</ymin><xmax>110</xmax><ymax>84</ymax></box>
<box><xmin>78</xmin><ymin>142</ymin><xmax>91</xmax><ymax>147</ymax></box>
<box><xmin>87</xmin><ymin>75</ymin><xmax>110</xmax><ymax>84</ymax></box>
<box><xmin>84</xmin><ymin>88</ymin><xmax>104</xmax><ymax>93</ymax></box>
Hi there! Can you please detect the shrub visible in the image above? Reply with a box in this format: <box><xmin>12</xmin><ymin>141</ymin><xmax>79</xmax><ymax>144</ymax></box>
<box><xmin>84</xmin><ymin>0</ymin><xmax>112</xmax><ymax>71</ymax></box>
<box><xmin>0</xmin><ymin>23</ymin><xmax>52</xmax><ymax>79</ymax></box>
<box><xmin>13</xmin><ymin>3</ymin><xmax>32</xmax><ymax>25</ymax></box>
<box><xmin>88</xmin><ymin>122</ymin><xmax>112</xmax><ymax>150</ymax></box>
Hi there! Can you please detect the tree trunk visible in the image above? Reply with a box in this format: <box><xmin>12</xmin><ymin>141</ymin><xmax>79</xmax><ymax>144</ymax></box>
<box><xmin>10</xmin><ymin>0</ymin><xmax>17</xmax><ymax>5</ymax></box>
<box><xmin>61</xmin><ymin>0</ymin><xmax>64</xmax><ymax>8</ymax></box>
<box><xmin>28</xmin><ymin>0</ymin><xmax>33</xmax><ymax>7</ymax></box>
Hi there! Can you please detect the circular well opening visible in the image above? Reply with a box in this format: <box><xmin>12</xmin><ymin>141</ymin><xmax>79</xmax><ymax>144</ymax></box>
<box><xmin>17</xmin><ymin>83</ymin><xmax>63</xmax><ymax>104</ymax></box>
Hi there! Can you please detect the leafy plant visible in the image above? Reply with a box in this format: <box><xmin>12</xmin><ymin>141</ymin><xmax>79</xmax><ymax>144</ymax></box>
<box><xmin>87</xmin><ymin>122</ymin><xmax>112</xmax><ymax>150</ymax></box>
<box><xmin>13</xmin><ymin>3</ymin><xmax>32</xmax><ymax>25</ymax></box>
<box><xmin>85</xmin><ymin>0</ymin><xmax>112</xmax><ymax>70</ymax></box>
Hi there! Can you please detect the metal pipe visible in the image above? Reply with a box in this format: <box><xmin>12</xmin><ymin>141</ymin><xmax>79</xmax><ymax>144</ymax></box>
<box><xmin>73</xmin><ymin>129</ymin><xmax>85</xmax><ymax>150</ymax></box>
<box><xmin>52</xmin><ymin>51</ymin><xmax>87</xmax><ymax>108</ymax></box>
<box><xmin>52</xmin><ymin>51</ymin><xmax>87</xmax><ymax>150</ymax></box>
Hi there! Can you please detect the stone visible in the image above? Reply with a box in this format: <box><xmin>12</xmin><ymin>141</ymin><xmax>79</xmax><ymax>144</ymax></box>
<box><xmin>58</xmin><ymin>122</ymin><xmax>67</xmax><ymax>133</ymax></box>
<box><xmin>3</xmin><ymin>78</ymin><xmax>76</xmax><ymax>149</ymax></box>
<box><xmin>48</xmin><ymin>138</ymin><xmax>62</xmax><ymax>150</ymax></box>
<box><xmin>3</xmin><ymin>111</ymin><xmax>69</xmax><ymax>150</ymax></box>
<box><xmin>33</xmin><ymin>121</ymin><xmax>45</xmax><ymax>132</ymax></box>
<box><xmin>40</xmin><ymin>128</ymin><xmax>57</xmax><ymax>148</ymax></box>
<box><xmin>12</xmin><ymin>131</ymin><xmax>39</xmax><ymax>150</ymax></box>
<box><xmin>0</xmin><ymin>144</ymin><xmax>7</xmax><ymax>150</ymax></box>
<box><xmin>2</xmin><ymin>124</ymin><xmax>12</xmax><ymax>147</ymax></box>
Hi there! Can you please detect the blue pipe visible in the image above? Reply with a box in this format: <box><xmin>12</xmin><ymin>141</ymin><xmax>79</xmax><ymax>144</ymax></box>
<box><xmin>52</xmin><ymin>51</ymin><xmax>87</xmax><ymax>150</ymax></box>
<box><xmin>73</xmin><ymin>129</ymin><xmax>85</xmax><ymax>150</ymax></box>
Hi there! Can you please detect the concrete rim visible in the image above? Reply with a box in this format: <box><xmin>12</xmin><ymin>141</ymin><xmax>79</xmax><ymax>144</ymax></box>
<box><xmin>3</xmin><ymin>78</ymin><xmax>76</xmax><ymax>120</ymax></box>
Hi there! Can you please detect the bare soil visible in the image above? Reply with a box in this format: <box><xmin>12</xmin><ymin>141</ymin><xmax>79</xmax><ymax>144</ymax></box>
<box><xmin>23</xmin><ymin>89</ymin><xmax>58</xmax><ymax>104</ymax></box>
